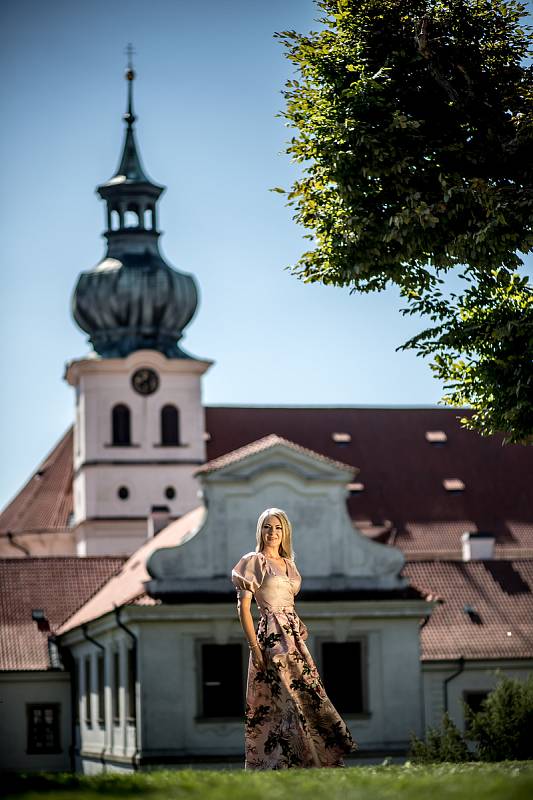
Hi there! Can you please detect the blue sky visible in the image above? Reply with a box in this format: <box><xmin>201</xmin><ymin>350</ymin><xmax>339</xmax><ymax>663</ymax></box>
<box><xmin>1</xmin><ymin>0</ymin><xmax>531</xmax><ymax>509</ymax></box>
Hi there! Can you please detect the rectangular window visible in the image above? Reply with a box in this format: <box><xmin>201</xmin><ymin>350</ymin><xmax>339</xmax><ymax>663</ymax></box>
<box><xmin>97</xmin><ymin>652</ymin><xmax>105</xmax><ymax>725</ymax></box>
<box><xmin>113</xmin><ymin>651</ymin><xmax>120</xmax><ymax>724</ymax></box>
<box><xmin>84</xmin><ymin>655</ymin><xmax>92</xmax><ymax>726</ymax></box>
<box><xmin>27</xmin><ymin>704</ymin><xmax>61</xmax><ymax>754</ymax></box>
<box><xmin>463</xmin><ymin>690</ymin><xmax>489</xmax><ymax>732</ymax></box>
<box><xmin>127</xmin><ymin>647</ymin><xmax>137</xmax><ymax>722</ymax></box>
<box><xmin>200</xmin><ymin>643</ymin><xmax>244</xmax><ymax>718</ymax></box>
<box><xmin>72</xmin><ymin>659</ymin><xmax>80</xmax><ymax>723</ymax></box>
<box><xmin>320</xmin><ymin>641</ymin><xmax>365</xmax><ymax>714</ymax></box>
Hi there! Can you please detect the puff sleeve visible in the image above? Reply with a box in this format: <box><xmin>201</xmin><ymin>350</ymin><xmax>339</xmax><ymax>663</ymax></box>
<box><xmin>231</xmin><ymin>551</ymin><xmax>266</xmax><ymax>601</ymax></box>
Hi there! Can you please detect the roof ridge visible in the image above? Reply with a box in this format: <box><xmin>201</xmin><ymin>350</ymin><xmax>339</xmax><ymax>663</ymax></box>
<box><xmin>197</xmin><ymin>432</ymin><xmax>357</xmax><ymax>475</ymax></box>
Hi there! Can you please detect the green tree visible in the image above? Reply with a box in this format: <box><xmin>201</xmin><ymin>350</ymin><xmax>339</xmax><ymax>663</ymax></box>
<box><xmin>465</xmin><ymin>673</ymin><xmax>533</xmax><ymax>761</ymax></box>
<box><xmin>276</xmin><ymin>0</ymin><xmax>533</xmax><ymax>443</ymax></box>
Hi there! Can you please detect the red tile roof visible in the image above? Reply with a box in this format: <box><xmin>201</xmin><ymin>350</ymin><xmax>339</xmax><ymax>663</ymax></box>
<box><xmin>402</xmin><ymin>560</ymin><xmax>533</xmax><ymax>660</ymax></box>
<box><xmin>205</xmin><ymin>407</ymin><xmax>533</xmax><ymax>558</ymax></box>
<box><xmin>195</xmin><ymin>433</ymin><xmax>357</xmax><ymax>475</ymax></box>
<box><xmin>2</xmin><ymin>408</ymin><xmax>532</xmax><ymax>559</ymax></box>
<box><xmin>0</xmin><ymin>557</ymin><xmax>125</xmax><ymax>670</ymax></box>
<box><xmin>0</xmin><ymin>428</ymin><xmax>73</xmax><ymax>536</ymax></box>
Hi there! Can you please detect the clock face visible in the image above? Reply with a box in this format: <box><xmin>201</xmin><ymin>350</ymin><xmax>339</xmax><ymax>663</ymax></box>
<box><xmin>131</xmin><ymin>368</ymin><xmax>159</xmax><ymax>396</ymax></box>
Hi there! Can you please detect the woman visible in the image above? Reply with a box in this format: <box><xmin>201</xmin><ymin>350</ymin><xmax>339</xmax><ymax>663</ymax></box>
<box><xmin>231</xmin><ymin>507</ymin><xmax>358</xmax><ymax>770</ymax></box>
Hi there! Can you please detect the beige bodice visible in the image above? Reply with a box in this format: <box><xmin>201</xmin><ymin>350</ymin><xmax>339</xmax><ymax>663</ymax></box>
<box><xmin>231</xmin><ymin>551</ymin><xmax>301</xmax><ymax>616</ymax></box>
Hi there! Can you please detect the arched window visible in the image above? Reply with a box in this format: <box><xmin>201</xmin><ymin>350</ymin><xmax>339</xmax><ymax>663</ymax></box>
<box><xmin>124</xmin><ymin>203</ymin><xmax>140</xmax><ymax>228</ymax></box>
<box><xmin>112</xmin><ymin>404</ymin><xmax>131</xmax><ymax>446</ymax></box>
<box><xmin>161</xmin><ymin>405</ymin><xmax>179</xmax><ymax>446</ymax></box>
<box><xmin>110</xmin><ymin>209</ymin><xmax>120</xmax><ymax>231</ymax></box>
<box><xmin>144</xmin><ymin>207</ymin><xmax>153</xmax><ymax>230</ymax></box>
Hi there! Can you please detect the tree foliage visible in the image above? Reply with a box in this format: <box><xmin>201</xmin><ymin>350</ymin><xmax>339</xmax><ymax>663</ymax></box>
<box><xmin>276</xmin><ymin>0</ymin><xmax>533</xmax><ymax>443</ymax></box>
<box><xmin>465</xmin><ymin>673</ymin><xmax>533</xmax><ymax>761</ymax></box>
<box><xmin>408</xmin><ymin>673</ymin><xmax>533</xmax><ymax>762</ymax></box>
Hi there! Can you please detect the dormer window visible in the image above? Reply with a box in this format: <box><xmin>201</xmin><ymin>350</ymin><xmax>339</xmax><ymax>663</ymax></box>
<box><xmin>425</xmin><ymin>430</ymin><xmax>448</xmax><ymax>445</ymax></box>
<box><xmin>332</xmin><ymin>432</ymin><xmax>351</xmax><ymax>445</ymax></box>
<box><xmin>443</xmin><ymin>478</ymin><xmax>465</xmax><ymax>493</ymax></box>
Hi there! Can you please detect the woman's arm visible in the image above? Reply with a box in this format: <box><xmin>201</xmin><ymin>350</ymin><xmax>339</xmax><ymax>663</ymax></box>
<box><xmin>237</xmin><ymin>593</ymin><xmax>265</xmax><ymax>671</ymax></box>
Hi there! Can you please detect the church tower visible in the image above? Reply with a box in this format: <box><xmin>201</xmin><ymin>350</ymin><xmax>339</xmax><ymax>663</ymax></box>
<box><xmin>65</xmin><ymin>59</ymin><xmax>213</xmax><ymax>556</ymax></box>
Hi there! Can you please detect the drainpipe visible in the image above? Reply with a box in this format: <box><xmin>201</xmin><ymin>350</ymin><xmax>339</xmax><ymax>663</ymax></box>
<box><xmin>7</xmin><ymin>531</ymin><xmax>30</xmax><ymax>556</ymax></box>
<box><xmin>443</xmin><ymin>655</ymin><xmax>465</xmax><ymax>714</ymax></box>
<box><xmin>82</xmin><ymin>625</ymin><xmax>107</xmax><ymax>773</ymax></box>
<box><xmin>114</xmin><ymin>605</ymin><xmax>140</xmax><ymax>771</ymax></box>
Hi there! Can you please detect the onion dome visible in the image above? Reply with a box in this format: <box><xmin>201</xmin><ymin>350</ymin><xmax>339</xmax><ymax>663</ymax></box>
<box><xmin>72</xmin><ymin>56</ymin><xmax>199</xmax><ymax>358</ymax></box>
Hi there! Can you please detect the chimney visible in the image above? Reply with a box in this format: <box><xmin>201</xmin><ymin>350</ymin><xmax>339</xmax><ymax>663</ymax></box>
<box><xmin>148</xmin><ymin>505</ymin><xmax>170</xmax><ymax>537</ymax></box>
<box><xmin>461</xmin><ymin>531</ymin><xmax>495</xmax><ymax>561</ymax></box>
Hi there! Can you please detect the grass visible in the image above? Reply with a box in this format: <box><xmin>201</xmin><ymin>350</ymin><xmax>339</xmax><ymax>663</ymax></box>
<box><xmin>3</xmin><ymin>762</ymin><xmax>533</xmax><ymax>800</ymax></box>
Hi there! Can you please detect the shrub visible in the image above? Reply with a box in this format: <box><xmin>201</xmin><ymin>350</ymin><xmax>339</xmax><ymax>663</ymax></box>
<box><xmin>409</xmin><ymin>712</ymin><xmax>471</xmax><ymax>763</ymax></box>
<box><xmin>409</xmin><ymin>673</ymin><xmax>533</xmax><ymax>763</ymax></box>
<box><xmin>465</xmin><ymin>673</ymin><xmax>533</xmax><ymax>761</ymax></box>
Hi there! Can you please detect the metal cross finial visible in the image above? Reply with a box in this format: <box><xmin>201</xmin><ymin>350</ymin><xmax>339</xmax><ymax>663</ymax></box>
<box><xmin>123</xmin><ymin>43</ymin><xmax>137</xmax><ymax>126</ymax></box>
<box><xmin>125</xmin><ymin>43</ymin><xmax>136</xmax><ymax>71</ymax></box>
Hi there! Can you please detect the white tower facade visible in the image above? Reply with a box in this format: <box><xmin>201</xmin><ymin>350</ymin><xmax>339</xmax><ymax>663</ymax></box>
<box><xmin>65</xmin><ymin>351</ymin><xmax>212</xmax><ymax>555</ymax></box>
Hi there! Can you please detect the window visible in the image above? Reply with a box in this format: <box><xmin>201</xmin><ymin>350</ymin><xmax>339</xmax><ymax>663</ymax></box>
<box><xmin>127</xmin><ymin>647</ymin><xmax>137</xmax><ymax>722</ymax></box>
<box><xmin>112</xmin><ymin>404</ymin><xmax>131</xmax><ymax>446</ymax></box>
<box><xmin>124</xmin><ymin>205</ymin><xmax>140</xmax><ymax>228</ymax></box>
<box><xmin>27</xmin><ymin>704</ymin><xmax>61</xmax><ymax>754</ymax></box>
<box><xmin>443</xmin><ymin>478</ymin><xmax>465</xmax><ymax>493</ymax></box>
<box><xmin>97</xmin><ymin>652</ymin><xmax>105</xmax><ymax>725</ymax></box>
<box><xmin>200</xmin><ymin>643</ymin><xmax>244</xmax><ymax>718</ymax></box>
<box><xmin>84</xmin><ymin>655</ymin><xmax>92</xmax><ymax>726</ymax></box>
<box><xmin>425</xmin><ymin>430</ymin><xmax>448</xmax><ymax>445</ymax></box>
<box><xmin>161</xmin><ymin>405</ymin><xmax>180</xmax><ymax>446</ymax></box>
<box><xmin>320</xmin><ymin>641</ymin><xmax>365</xmax><ymax>714</ymax></box>
<box><xmin>117</xmin><ymin>486</ymin><xmax>130</xmax><ymax>501</ymax></box>
<box><xmin>463</xmin><ymin>690</ymin><xmax>489</xmax><ymax>732</ymax></box>
<box><xmin>110</xmin><ymin>209</ymin><xmax>120</xmax><ymax>231</ymax></box>
<box><xmin>332</xmin><ymin>432</ymin><xmax>351</xmax><ymax>445</ymax></box>
<box><xmin>113</xmin><ymin>651</ymin><xmax>120</xmax><ymax>724</ymax></box>
<box><xmin>73</xmin><ymin>659</ymin><xmax>80</xmax><ymax>723</ymax></box>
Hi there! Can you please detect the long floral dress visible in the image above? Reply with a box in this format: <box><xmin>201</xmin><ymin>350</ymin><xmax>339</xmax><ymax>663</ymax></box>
<box><xmin>231</xmin><ymin>550</ymin><xmax>358</xmax><ymax>769</ymax></box>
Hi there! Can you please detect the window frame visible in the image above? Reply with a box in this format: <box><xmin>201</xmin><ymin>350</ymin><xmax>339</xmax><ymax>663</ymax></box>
<box><xmin>315</xmin><ymin>635</ymin><xmax>370</xmax><ymax>718</ymax></box>
<box><xmin>111</xmin><ymin>403</ymin><xmax>132</xmax><ymax>447</ymax></box>
<box><xmin>126</xmin><ymin>646</ymin><xmax>137</xmax><ymax>724</ymax></box>
<box><xmin>96</xmin><ymin>651</ymin><xmax>105</xmax><ymax>727</ymax></box>
<box><xmin>26</xmin><ymin>702</ymin><xmax>61</xmax><ymax>755</ymax></box>
<box><xmin>462</xmin><ymin>689</ymin><xmax>490</xmax><ymax>733</ymax></box>
<box><xmin>195</xmin><ymin>638</ymin><xmax>247</xmax><ymax>722</ymax></box>
<box><xmin>160</xmin><ymin>404</ymin><xmax>180</xmax><ymax>446</ymax></box>
<box><xmin>112</xmin><ymin>649</ymin><xmax>121</xmax><ymax>726</ymax></box>
<box><xmin>84</xmin><ymin>654</ymin><xmax>92</xmax><ymax>727</ymax></box>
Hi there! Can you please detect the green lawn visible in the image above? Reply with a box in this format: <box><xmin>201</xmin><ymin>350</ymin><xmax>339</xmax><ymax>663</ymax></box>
<box><xmin>3</xmin><ymin>763</ymin><xmax>533</xmax><ymax>800</ymax></box>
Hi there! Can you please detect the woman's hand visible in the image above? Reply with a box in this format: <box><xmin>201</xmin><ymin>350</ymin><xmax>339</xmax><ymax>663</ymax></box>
<box><xmin>250</xmin><ymin>644</ymin><xmax>265</xmax><ymax>671</ymax></box>
<box><xmin>299</xmin><ymin>620</ymin><xmax>309</xmax><ymax>641</ymax></box>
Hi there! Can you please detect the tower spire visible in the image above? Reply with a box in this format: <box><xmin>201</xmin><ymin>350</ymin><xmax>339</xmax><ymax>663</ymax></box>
<box><xmin>71</xmin><ymin>54</ymin><xmax>199</xmax><ymax>360</ymax></box>
<box><xmin>107</xmin><ymin>45</ymin><xmax>154</xmax><ymax>185</ymax></box>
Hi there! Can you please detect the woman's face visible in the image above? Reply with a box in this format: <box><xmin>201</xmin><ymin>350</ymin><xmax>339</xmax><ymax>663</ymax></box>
<box><xmin>261</xmin><ymin>515</ymin><xmax>283</xmax><ymax>552</ymax></box>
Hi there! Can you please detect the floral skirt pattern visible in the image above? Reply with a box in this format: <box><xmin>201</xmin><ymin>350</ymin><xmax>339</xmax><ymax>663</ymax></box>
<box><xmin>244</xmin><ymin>607</ymin><xmax>358</xmax><ymax>769</ymax></box>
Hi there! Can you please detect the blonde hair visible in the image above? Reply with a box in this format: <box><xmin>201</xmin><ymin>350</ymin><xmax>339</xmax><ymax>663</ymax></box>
<box><xmin>255</xmin><ymin>507</ymin><xmax>294</xmax><ymax>560</ymax></box>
